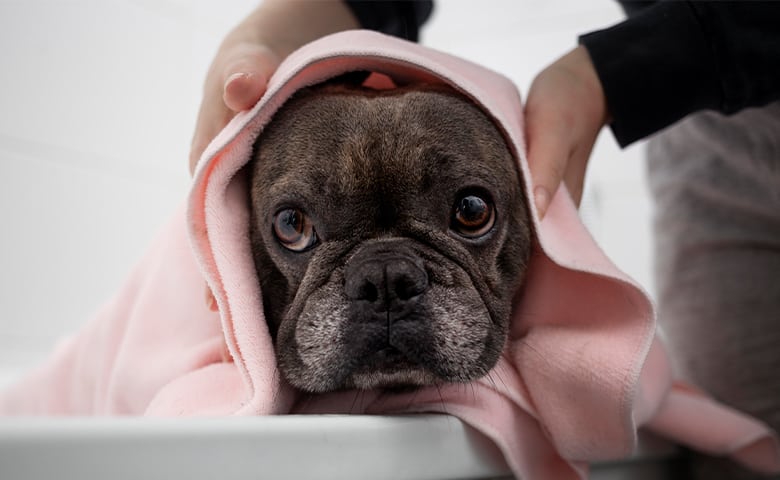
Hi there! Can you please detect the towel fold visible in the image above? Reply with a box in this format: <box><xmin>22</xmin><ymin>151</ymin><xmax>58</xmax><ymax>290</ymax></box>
<box><xmin>2</xmin><ymin>30</ymin><xmax>778</xmax><ymax>479</ymax></box>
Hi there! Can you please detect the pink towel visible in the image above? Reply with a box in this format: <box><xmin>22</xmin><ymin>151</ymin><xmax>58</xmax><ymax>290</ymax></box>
<box><xmin>2</xmin><ymin>30</ymin><xmax>778</xmax><ymax>479</ymax></box>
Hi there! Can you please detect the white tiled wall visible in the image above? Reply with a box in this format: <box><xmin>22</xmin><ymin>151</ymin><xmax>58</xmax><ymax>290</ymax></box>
<box><xmin>0</xmin><ymin>0</ymin><xmax>653</xmax><ymax>385</ymax></box>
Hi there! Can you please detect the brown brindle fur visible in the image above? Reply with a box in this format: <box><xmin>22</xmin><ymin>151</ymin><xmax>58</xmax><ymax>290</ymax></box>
<box><xmin>249</xmin><ymin>83</ymin><xmax>532</xmax><ymax>393</ymax></box>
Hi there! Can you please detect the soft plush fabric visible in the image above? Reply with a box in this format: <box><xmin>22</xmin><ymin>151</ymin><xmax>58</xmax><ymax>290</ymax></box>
<box><xmin>1</xmin><ymin>30</ymin><xmax>778</xmax><ymax>479</ymax></box>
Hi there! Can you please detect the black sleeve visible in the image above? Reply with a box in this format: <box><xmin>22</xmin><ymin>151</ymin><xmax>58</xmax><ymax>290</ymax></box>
<box><xmin>580</xmin><ymin>1</ymin><xmax>780</xmax><ymax>147</ymax></box>
<box><xmin>344</xmin><ymin>1</ymin><xmax>434</xmax><ymax>42</ymax></box>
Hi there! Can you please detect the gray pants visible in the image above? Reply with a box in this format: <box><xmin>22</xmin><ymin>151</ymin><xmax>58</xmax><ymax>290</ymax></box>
<box><xmin>648</xmin><ymin>103</ymin><xmax>780</xmax><ymax>479</ymax></box>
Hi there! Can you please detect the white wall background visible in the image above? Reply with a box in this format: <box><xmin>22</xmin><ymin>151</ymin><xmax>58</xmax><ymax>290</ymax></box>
<box><xmin>0</xmin><ymin>0</ymin><xmax>652</xmax><ymax>387</ymax></box>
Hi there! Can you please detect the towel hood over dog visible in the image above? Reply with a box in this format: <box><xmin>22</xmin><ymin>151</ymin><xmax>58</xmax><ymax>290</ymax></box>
<box><xmin>2</xmin><ymin>31</ymin><xmax>778</xmax><ymax>479</ymax></box>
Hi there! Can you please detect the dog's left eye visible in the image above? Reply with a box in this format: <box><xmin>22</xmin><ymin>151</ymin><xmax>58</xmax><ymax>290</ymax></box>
<box><xmin>451</xmin><ymin>192</ymin><xmax>495</xmax><ymax>238</ymax></box>
<box><xmin>273</xmin><ymin>208</ymin><xmax>318</xmax><ymax>252</ymax></box>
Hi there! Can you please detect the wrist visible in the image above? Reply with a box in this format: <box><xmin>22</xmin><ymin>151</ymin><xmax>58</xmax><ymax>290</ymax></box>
<box><xmin>563</xmin><ymin>46</ymin><xmax>610</xmax><ymax>126</ymax></box>
<box><xmin>239</xmin><ymin>0</ymin><xmax>360</xmax><ymax>60</ymax></box>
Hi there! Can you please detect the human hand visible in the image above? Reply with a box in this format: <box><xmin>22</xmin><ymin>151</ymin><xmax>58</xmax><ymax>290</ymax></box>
<box><xmin>193</xmin><ymin>1</ymin><xmax>359</xmax><ymax>310</ymax></box>
<box><xmin>524</xmin><ymin>45</ymin><xmax>609</xmax><ymax>219</ymax></box>
<box><xmin>189</xmin><ymin>0</ymin><xmax>359</xmax><ymax>174</ymax></box>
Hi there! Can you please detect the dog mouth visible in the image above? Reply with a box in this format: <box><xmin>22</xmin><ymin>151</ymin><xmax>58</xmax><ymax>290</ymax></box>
<box><xmin>356</xmin><ymin>345</ymin><xmax>416</xmax><ymax>373</ymax></box>
<box><xmin>345</xmin><ymin>345</ymin><xmax>439</xmax><ymax>391</ymax></box>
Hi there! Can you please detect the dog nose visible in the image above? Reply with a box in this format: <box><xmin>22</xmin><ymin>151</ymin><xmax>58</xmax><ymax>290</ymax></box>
<box><xmin>345</xmin><ymin>254</ymin><xmax>428</xmax><ymax>309</ymax></box>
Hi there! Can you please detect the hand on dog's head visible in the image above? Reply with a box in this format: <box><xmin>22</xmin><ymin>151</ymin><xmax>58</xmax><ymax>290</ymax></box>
<box><xmin>249</xmin><ymin>80</ymin><xmax>532</xmax><ymax>393</ymax></box>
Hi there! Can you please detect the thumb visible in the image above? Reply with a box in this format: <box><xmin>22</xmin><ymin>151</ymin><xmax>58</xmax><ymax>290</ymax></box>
<box><xmin>189</xmin><ymin>43</ymin><xmax>280</xmax><ymax>174</ymax></box>
<box><xmin>524</xmin><ymin>45</ymin><xmax>607</xmax><ymax>219</ymax></box>
<box><xmin>221</xmin><ymin>43</ymin><xmax>281</xmax><ymax>112</ymax></box>
<box><xmin>525</xmin><ymin>104</ymin><xmax>570</xmax><ymax>220</ymax></box>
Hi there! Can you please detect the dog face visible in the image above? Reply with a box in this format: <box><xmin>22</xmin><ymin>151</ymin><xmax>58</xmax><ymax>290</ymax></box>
<box><xmin>249</xmin><ymin>82</ymin><xmax>532</xmax><ymax>393</ymax></box>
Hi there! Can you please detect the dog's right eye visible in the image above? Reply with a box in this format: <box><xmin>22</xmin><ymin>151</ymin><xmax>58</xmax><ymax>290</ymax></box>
<box><xmin>273</xmin><ymin>208</ymin><xmax>318</xmax><ymax>252</ymax></box>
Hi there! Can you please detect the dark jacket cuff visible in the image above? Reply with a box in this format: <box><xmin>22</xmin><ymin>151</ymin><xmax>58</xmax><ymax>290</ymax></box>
<box><xmin>579</xmin><ymin>2</ymin><xmax>721</xmax><ymax>147</ymax></box>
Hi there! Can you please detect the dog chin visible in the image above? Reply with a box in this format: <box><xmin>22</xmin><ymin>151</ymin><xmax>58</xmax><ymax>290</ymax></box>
<box><xmin>347</xmin><ymin>369</ymin><xmax>439</xmax><ymax>392</ymax></box>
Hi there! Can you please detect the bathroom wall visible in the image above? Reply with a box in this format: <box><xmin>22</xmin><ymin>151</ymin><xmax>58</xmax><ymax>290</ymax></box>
<box><xmin>0</xmin><ymin>0</ymin><xmax>652</xmax><ymax>387</ymax></box>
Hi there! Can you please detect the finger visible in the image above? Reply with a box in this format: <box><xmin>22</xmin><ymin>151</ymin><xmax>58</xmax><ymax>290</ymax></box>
<box><xmin>563</xmin><ymin>124</ymin><xmax>601</xmax><ymax>207</ymax></box>
<box><xmin>524</xmin><ymin>106</ymin><xmax>571</xmax><ymax>220</ymax></box>
<box><xmin>189</xmin><ymin>94</ymin><xmax>234</xmax><ymax>173</ymax></box>
<box><xmin>189</xmin><ymin>44</ymin><xmax>280</xmax><ymax>174</ymax></box>
<box><xmin>221</xmin><ymin>44</ymin><xmax>280</xmax><ymax>112</ymax></box>
<box><xmin>563</xmin><ymin>147</ymin><xmax>589</xmax><ymax>207</ymax></box>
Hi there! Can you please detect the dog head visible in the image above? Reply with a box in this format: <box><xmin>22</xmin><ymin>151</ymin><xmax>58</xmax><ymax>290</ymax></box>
<box><xmin>248</xmin><ymin>82</ymin><xmax>532</xmax><ymax>393</ymax></box>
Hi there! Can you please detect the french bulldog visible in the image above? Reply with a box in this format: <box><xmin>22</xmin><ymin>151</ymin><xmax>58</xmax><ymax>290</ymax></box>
<box><xmin>248</xmin><ymin>81</ymin><xmax>533</xmax><ymax>394</ymax></box>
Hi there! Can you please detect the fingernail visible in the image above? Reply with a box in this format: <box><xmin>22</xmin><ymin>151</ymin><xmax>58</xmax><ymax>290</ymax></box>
<box><xmin>534</xmin><ymin>186</ymin><xmax>550</xmax><ymax>219</ymax></box>
<box><xmin>225</xmin><ymin>72</ymin><xmax>249</xmax><ymax>89</ymax></box>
